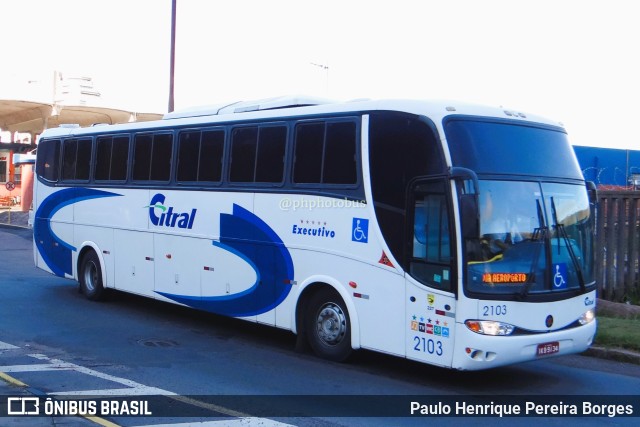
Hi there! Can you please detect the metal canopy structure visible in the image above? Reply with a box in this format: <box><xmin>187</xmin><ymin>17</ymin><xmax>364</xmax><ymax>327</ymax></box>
<box><xmin>0</xmin><ymin>99</ymin><xmax>162</xmax><ymax>138</ymax></box>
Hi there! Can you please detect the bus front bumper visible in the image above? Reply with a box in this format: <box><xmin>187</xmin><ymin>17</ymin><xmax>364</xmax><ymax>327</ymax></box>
<box><xmin>451</xmin><ymin>319</ymin><xmax>597</xmax><ymax>371</ymax></box>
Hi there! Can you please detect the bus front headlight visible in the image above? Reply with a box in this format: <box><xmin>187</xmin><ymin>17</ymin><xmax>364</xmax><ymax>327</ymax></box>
<box><xmin>578</xmin><ymin>309</ymin><xmax>595</xmax><ymax>325</ymax></box>
<box><xmin>465</xmin><ymin>320</ymin><xmax>515</xmax><ymax>336</ymax></box>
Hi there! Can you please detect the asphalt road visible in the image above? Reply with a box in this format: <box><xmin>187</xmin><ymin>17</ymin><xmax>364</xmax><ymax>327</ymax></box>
<box><xmin>1</xmin><ymin>226</ymin><xmax>639</xmax><ymax>426</ymax></box>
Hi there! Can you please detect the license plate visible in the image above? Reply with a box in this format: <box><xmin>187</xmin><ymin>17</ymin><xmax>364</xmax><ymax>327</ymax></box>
<box><xmin>536</xmin><ymin>341</ymin><xmax>560</xmax><ymax>357</ymax></box>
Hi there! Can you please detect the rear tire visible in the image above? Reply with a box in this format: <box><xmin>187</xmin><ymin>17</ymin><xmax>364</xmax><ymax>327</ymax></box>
<box><xmin>305</xmin><ymin>288</ymin><xmax>352</xmax><ymax>362</ymax></box>
<box><xmin>79</xmin><ymin>250</ymin><xmax>106</xmax><ymax>301</ymax></box>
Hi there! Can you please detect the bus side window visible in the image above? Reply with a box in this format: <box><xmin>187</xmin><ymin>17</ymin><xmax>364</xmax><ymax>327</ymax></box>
<box><xmin>324</xmin><ymin>122</ymin><xmax>356</xmax><ymax>184</ymax></box>
<box><xmin>95</xmin><ymin>136</ymin><xmax>112</xmax><ymax>181</ymax></box>
<box><xmin>255</xmin><ymin>126</ymin><xmax>287</xmax><ymax>183</ymax></box>
<box><xmin>111</xmin><ymin>136</ymin><xmax>130</xmax><ymax>181</ymax></box>
<box><xmin>75</xmin><ymin>138</ymin><xmax>92</xmax><ymax>181</ymax></box>
<box><xmin>229</xmin><ymin>125</ymin><xmax>287</xmax><ymax>184</ymax></box>
<box><xmin>199</xmin><ymin>130</ymin><xmax>224</xmax><ymax>182</ymax></box>
<box><xmin>230</xmin><ymin>127</ymin><xmax>258</xmax><ymax>182</ymax></box>
<box><xmin>410</xmin><ymin>181</ymin><xmax>452</xmax><ymax>291</ymax></box>
<box><xmin>293</xmin><ymin>120</ymin><xmax>357</xmax><ymax>185</ymax></box>
<box><xmin>177</xmin><ymin>131</ymin><xmax>200</xmax><ymax>182</ymax></box>
<box><xmin>36</xmin><ymin>139</ymin><xmax>61</xmax><ymax>182</ymax></box>
<box><xmin>61</xmin><ymin>139</ymin><xmax>78</xmax><ymax>181</ymax></box>
<box><xmin>293</xmin><ymin>122</ymin><xmax>324</xmax><ymax>183</ymax></box>
<box><xmin>96</xmin><ymin>136</ymin><xmax>129</xmax><ymax>181</ymax></box>
<box><xmin>133</xmin><ymin>133</ymin><xmax>172</xmax><ymax>182</ymax></box>
<box><xmin>150</xmin><ymin>133</ymin><xmax>172</xmax><ymax>181</ymax></box>
<box><xmin>177</xmin><ymin>129</ymin><xmax>225</xmax><ymax>183</ymax></box>
<box><xmin>133</xmin><ymin>134</ymin><xmax>152</xmax><ymax>181</ymax></box>
<box><xmin>368</xmin><ymin>113</ymin><xmax>444</xmax><ymax>267</ymax></box>
<box><xmin>61</xmin><ymin>138</ymin><xmax>92</xmax><ymax>182</ymax></box>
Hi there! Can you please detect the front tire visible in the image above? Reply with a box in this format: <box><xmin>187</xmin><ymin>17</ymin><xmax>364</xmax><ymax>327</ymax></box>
<box><xmin>305</xmin><ymin>288</ymin><xmax>352</xmax><ymax>362</ymax></box>
<box><xmin>79</xmin><ymin>250</ymin><xmax>106</xmax><ymax>301</ymax></box>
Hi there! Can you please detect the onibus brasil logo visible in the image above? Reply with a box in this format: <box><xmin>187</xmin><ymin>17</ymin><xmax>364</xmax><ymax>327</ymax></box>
<box><xmin>145</xmin><ymin>193</ymin><xmax>197</xmax><ymax>229</ymax></box>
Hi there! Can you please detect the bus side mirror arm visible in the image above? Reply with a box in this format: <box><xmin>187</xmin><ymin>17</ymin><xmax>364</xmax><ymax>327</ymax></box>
<box><xmin>586</xmin><ymin>181</ymin><xmax>597</xmax><ymax>205</ymax></box>
<box><xmin>449</xmin><ymin>167</ymin><xmax>480</xmax><ymax>239</ymax></box>
<box><xmin>450</xmin><ymin>167</ymin><xmax>479</xmax><ymax>194</ymax></box>
<box><xmin>586</xmin><ymin>181</ymin><xmax>598</xmax><ymax>229</ymax></box>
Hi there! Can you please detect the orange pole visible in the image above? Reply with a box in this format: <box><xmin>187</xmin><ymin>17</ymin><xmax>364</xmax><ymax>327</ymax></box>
<box><xmin>20</xmin><ymin>164</ymin><xmax>34</xmax><ymax>212</ymax></box>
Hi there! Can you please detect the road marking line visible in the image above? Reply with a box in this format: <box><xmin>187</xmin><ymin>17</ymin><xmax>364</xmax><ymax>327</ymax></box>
<box><xmin>169</xmin><ymin>395</ymin><xmax>250</xmax><ymax>418</ymax></box>
<box><xmin>27</xmin><ymin>354</ymin><xmax>176</xmax><ymax>395</ymax></box>
<box><xmin>0</xmin><ymin>371</ymin><xmax>28</xmax><ymax>387</ymax></box>
<box><xmin>0</xmin><ymin>365</ymin><xmax>123</xmax><ymax>427</ymax></box>
<box><xmin>0</xmin><ymin>363</ymin><xmax>76</xmax><ymax>373</ymax></box>
<box><xmin>134</xmin><ymin>419</ymin><xmax>297</xmax><ymax>427</ymax></box>
<box><xmin>3</xmin><ymin>349</ymin><xmax>292</xmax><ymax>425</ymax></box>
<box><xmin>82</xmin><ymin>415</ymin><xmax>121</xmax><ymax>427</ymax></box>
<box><xmin>51</xmin><ymin>387</ymin><xmax>170</xmax><ymax>396</ymax></box>
<box><xmin>0</xmin><ymin>340</ymin><xmax>19</xmax><ymax>350</ymax></box>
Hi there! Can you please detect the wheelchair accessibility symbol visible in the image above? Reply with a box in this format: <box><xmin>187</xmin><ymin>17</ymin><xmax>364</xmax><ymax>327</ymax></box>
<box><xmin>553</xmin><ymin>263</ymin><xmax>568</xmax><ymax>289</ymax></box>
<box><xmin>352</xmin><ymin>218</ymin><xmax>369</xmax><ymax>243</ymax></box>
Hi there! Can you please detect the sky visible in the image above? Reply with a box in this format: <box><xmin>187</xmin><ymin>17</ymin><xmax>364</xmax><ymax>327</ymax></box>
<box><xmin>1</xmin><ymin>0</ymin><xmax>639</xmax><ymax>149</ymax></box>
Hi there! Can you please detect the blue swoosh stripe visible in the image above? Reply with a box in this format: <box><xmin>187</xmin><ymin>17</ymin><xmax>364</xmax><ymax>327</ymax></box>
<box><xmin>157</xmin><ymin>204</ymin><xmax>295</xmax><ymax>317</ymax></box>
<box><xmin>34</xmin><ymin>188</ymin><xmax>121</xmax><ymax>277</ymax></box>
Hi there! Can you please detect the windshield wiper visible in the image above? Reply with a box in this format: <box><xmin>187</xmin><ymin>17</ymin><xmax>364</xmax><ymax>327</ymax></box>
<box><xmin>519</xmin><ymin>200</ymin><xmax>547</xmax><ymax>299</ymax></box>
<box><xmin>550</xmin><ymin>197</ymin><xmax>586</xmax><ymax>292</ymax></box>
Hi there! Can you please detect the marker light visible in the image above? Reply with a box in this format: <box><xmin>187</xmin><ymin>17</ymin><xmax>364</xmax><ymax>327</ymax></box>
<box><xmin>465</xmin><ymin>320</ymin><xmax>515</xmax><ymax>336</ymax></box>
<box><xmin>578</xmin><ymin>309</ymin><xmax>595</xmax><ymax>325</ymax></box>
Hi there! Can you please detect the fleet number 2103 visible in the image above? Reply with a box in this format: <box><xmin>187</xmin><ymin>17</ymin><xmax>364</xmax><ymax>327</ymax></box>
<box><xmin>413</xmin><ymin>337</ymin><xmax>443</xmax><ymax>356</ymax></box>
<box><xmin>483</xmin><ymin>304</ymin><xmax>507</xmax><ymax>316</ymax></box>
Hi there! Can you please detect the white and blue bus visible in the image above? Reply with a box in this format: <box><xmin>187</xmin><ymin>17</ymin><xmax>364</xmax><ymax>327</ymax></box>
<box><xmin>33</xmin><ymin>96</ymin><xmax>597</xmax><ymax>370</ymax></box>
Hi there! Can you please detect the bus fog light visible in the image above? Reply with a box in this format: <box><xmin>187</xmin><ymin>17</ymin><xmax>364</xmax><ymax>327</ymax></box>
<box><xmin>465</xmin><ymin>320</ymin><xmax>515</xmax><ymax>336</ymax></box>
<box><xmin>578</xmin><ymin>309</ymin><xmax>595</xmax><ymax>325</ymax></box>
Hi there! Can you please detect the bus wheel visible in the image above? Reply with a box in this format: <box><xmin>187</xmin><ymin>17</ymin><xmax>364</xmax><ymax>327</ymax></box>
<box><xmin>79</xmin><ymin>251</ymin><xmax>106</xmax><ymax>301</ymax></box>
<box><xmin>305</xmin><ymin>288</ymin><xmax>352</xmax><ymax>362</ymax></box>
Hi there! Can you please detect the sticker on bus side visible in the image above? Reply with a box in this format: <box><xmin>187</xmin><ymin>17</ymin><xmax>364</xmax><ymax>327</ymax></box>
<box><xmin>351</xmin><ymin>218</ymin><xmax>369</xmax><ymax>243</ymax></box>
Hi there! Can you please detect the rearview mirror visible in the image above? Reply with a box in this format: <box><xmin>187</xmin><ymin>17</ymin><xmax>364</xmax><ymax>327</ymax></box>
<box><xmin>459</xmin><ymin>194</ymin><xmax>479</xmax><ymax>239</ymax></box>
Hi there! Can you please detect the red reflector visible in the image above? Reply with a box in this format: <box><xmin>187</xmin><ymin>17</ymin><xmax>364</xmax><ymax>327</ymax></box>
<box><xmin>348</xmin><ymin>281</ymin><xmax>357</xmax><ymax>289</ymax></box>
<box><xmin>378</xmin><ymin>251</ymin><xmax>394</xmax><ymax>267</ymax></box>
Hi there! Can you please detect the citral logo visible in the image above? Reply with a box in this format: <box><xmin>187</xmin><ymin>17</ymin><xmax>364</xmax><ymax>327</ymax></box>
<box><xmin>146</xmin><ymin>193</ymin><xmax>197</xmax><ymax>229</ymax></box>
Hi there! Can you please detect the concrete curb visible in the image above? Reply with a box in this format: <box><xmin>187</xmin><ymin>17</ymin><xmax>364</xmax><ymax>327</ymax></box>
<box><xmin>584</xmin><ymin>346</ymin><xmax>640</xmax><ymax>365</ymax></box>
<box><xmin>0</xmin><ymin>211</ymin><xmax>30</xmax><ymax>229</ymax></box>
<box><xmin>0</xmin><ymin>223</ymin><xmax>30</xmax><ymax>229</ymax></box>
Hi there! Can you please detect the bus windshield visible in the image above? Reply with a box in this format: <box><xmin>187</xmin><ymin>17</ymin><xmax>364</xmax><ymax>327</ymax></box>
<box><xmin>464</xmin><ymin>180</ymin><xmax>594</xmax><ymax>297</ymax></box>
<box><xmin>445</xmin><ymin>118</ymin><xmax>595</xmax><ymax>298</ymax></box>
<box><xmin>445</xmin><ymin>118</ymin><xmax>583</xmax><ymax>180</ymax></box>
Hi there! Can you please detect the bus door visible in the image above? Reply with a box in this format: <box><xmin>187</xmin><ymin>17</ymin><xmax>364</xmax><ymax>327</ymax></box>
<box><xmin>405</xmin><ymin>178</ymin><xmax>456</xmax><ymax>367</ymax></box>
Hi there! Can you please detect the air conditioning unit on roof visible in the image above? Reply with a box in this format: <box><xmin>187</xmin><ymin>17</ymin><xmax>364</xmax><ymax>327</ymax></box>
<box><xmin>163</xmin><ymin>95</ymin><xmax>334</xmax><ymax>120</ymax></box>
<box><xmin>229</xmin><ymin>95</ymin><xmax>334</xmax><ymax>113</ymax></box>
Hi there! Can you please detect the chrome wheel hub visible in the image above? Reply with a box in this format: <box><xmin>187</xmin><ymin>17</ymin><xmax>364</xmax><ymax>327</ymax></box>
<box><xmin>316</xmin><ymin>303</ymin><xmax>347</xmax><ymax>345</ymax></box>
